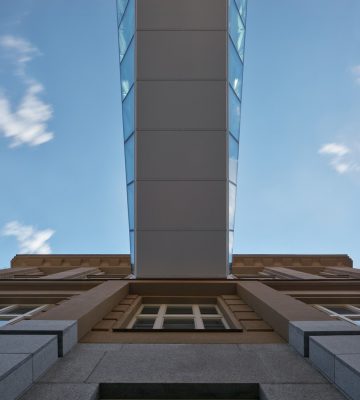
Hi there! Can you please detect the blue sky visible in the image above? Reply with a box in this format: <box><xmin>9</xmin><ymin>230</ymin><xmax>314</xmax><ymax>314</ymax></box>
<box><xmin>0</xmin><ymin>0</ymin><xmax>359</xmax><ymax>268</ymax></box>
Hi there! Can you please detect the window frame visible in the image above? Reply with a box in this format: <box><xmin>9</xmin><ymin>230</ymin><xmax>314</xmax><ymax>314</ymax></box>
<box><xmin>0</xmin><ymin>304</ymin><xmax>48</xmax><ymax>327</ymax></box>
<box><xmin>128</xmin><ymin>304</ymin><xmax>229</xmax><ymax>330</ymax></box>
<box><xmin>315</xmin><ymin>304</ymin><xmax>360</xmax><ymax>326</ymax></box>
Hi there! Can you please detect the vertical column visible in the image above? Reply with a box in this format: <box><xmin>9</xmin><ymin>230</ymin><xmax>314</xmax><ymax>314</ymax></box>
<box><xmin>135</xmin><ymin>0</ymin><xmax>228</xmax><ymax>278</ymax></box>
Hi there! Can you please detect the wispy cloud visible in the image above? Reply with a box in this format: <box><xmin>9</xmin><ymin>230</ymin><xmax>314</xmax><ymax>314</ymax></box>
<box><xmin>319</xmin><ymin>142</ymin><xmax>360</xmax><ymax>174</ymax></box>
<box><xmin>2</xmin><ymin>221</ymin><xmax>55</xmax><ymax>254</ymax></box>
<box><xmin>0</xmin><ymin>35</ymin><xmax>54</xmax><ymax>147</ymax></box>
<box><xmin>351</xmin><ymin>65</ymin><xmax>360</xmax><ymax>85</ymax></box>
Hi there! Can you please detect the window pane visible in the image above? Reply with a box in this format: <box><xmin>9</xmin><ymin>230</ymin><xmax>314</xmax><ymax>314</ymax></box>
<box><xmin>141</xmin><ymin>306</ymin><xmax>160</xmax><ymax>315</ymax></box>
<box><xmin>125</xmin><ymin>134</ymin><xmax>134</xmax><ymax>184</ymax></box>
<box><xmin>228</xmin><ymin>86</ymin><xmax>241</xmax><ymax>140</ymax></box>
<box><xmin>0</xmin><ymin>316</ymin><xmax>14</xmax><ymax>327</ymax></box>
<box><xmin>132</xmin><ymin>318</ymin><xmax>155</xmax><ymax>329</ymax></box>
<box><xmin>229</xmin><ymin>0</ymin><xmax>245</xmax><ymax>60</ymax></box>
<box><xmin>326</xmin><ymin>306</ymin><xmax>359</xmax><ymax>315</ymax></box>
<box><xmin>228</xmin><ymin>38</ymin><xmax>243</xmax><ymax>99</ymax></box>
<box><xmin>116</xmin><ymin>0</ymin><xmax>128</xmax><ymax>24</ymax></box>
<box><xmin>199</xmin><ymin>306</ymin><xmax>218</xmax><ymax>315</ymax></box>
<box><xmin>127</xmin><ymin>182</ymin><xmax>134</xmax><ymax>230</ymax></box>
<box><xmin>10</xmin><ymin>305</ymin><xmax>37</xmax><ymax>314</ymax></box>
<box><xmin>163</xmin><ymin>318</ymin><xmax>195</xmax><ymax>330</ymax></box>
<box><xmin>122</xmin><ymin>86</ymin><xmax>134</xmax><ymax>141</ymax></box>
<box><xmin>118</xmin><ymin>0</ymin><xmax>135</xmax><ymax>60</ymax></box>
<box><xmin>120</xmin><ymin>39</ymin><xmax>134</xmax><ymax>100</ymax></box>
<box><xmin>235</xmin><ymin>0</ymin><xmax>247</xmax><ymax>23</ymax></box>
<box><xmin>166</xmin><ymin>306</ymin><xmax>193</xmax><ymax>315</ymax></box>
<box><xmin>229</xmin><ymin>134</ymin><xmax>239</xmax><ymax>184</ymax></box>
<box><xmin>229</xmin><ymin>182</ymin><xmax>236</xmax><ymax>230</ymax></box>
<box><xmin>349</xmin><ymin>316</ymin><xmax>360</xmax><ymax>326</ymax></box>
<box><xmin>203</xmin><ymin>319</ymin><xmax>225</xmax><ymax>330</ymax></box>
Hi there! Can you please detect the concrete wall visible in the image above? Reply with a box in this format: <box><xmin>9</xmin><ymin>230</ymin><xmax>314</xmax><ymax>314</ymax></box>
<box><xmin>135</xmin><ymin>0</ymin><xmax>228</xmax><ymax>278</ymax></box>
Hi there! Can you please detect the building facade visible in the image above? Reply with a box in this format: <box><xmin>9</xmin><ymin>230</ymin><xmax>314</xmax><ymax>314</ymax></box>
<box><xmin>117</xmin><ymin>0</ymin><xmax>247</xmax><ymax>278</ymax></box>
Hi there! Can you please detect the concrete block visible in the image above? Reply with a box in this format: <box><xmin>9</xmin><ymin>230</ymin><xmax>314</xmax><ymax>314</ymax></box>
<box><xmin>335</xmin><ymin>354</ymin><xmax>360</xmax><ymax>400</ymax></box>
<box><xmin>0</xmin><ymin>354</ymin><xmax>32</xmax><ymax>400</ymax></box>
<box><xmin>260</xmin><ymin>383</ymin><xmax>346</xmax><ymax>400</ymax></box>
<box><xmin>289</xmin><ymin>320</ymin><xmax>360</xmax><ymax>357</ymax></box>
<box><xmin>310</xmin><ymin>335</ymin><xmax>360</xmax><ymax>382</ymax></box>
<box><xmin>19</xmin><ymin>383</ymin><xmax>98</xmax><ymax>400</ymax></box>
<box><xmin>0</xmin><ymin>334</ymin><xmax>58</xmax><ymax>380</ymax></box>
<box><xmin>0</xmin><ymin>320</ymin><xmax>77</xmax><ymax>356</ymax></box>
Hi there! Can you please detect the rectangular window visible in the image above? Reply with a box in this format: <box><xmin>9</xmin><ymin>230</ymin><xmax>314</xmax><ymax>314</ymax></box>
<box><xmin>129</xmin><ymin>304</ymin><xmax>229</xmax><ymax>330</ymax></box>
<box><xmin>0</xmin><ymin>304</ymin><xmax>47</xmax><ymax>327</ymax></box>
<box><xmin>315</xmin><ymin>304</ymin><xmax>360</xmax><ymax>326</ymax></box>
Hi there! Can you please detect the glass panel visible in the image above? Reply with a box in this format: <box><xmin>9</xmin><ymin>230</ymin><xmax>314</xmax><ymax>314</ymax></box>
<box><xmin>129</xmin><ymin>230</ymin><xmax>134</xmax><ymax>266</ymax></box>
<box><xmin>228</xmin><ymin>86</ymin><xmax>241</xmax><ymax>140</ymax></box>
<box><xmin>229</xmin><ymin>134</ymin><xmax>239</xmax><ymax>184</ymax></box>
<box><xmin>326</xmin><ymin>306</ymin><xmax>359</xmax><ymax>315</ymax></box>
<box><xmin>163</xmin><ymin>318</ymin><xmax>195</xmax><ymax>330</ymax></box>
<box><xmin>229</xmin><ymin>0</ymin><xmax>245</xmax><ymax>60</ymax></box>
<box><xmin>0</xmin><ymin>316</ymin><xmax>14</xmax><ymax>327</ymax></box>
<box><xmin>125</xmin><ymin>134</ymin><xmax>134</xmax><ymax>184</ymax></box>
<box><xmin>116</xmin><ymin>0</ymin><xmax>128</xmax><ymax>24</ymax></box>
<box><xmin>133</xmin><ymin>318</ymin><xmax>155</xmax><ymax>329</ymax></box>
<box><xmin>10</xmin><ymin>305</ymin><xmax>37</xmax><ymax>314</ymax></box>
<box><xmin>235</xmin><ymin>0</ymin><xmax>247</xmax><ymax>23</ymax></box>
<box><xmin>203</xmin><ymin>319</ymin><xmax>225</xmax><ymax>330</ymax></box>
<box><xmin>199</xmin><ymin>306</ymin><xmax>218</xmax><ymax>315</ymax></box>
<box><xmin>127</xmin><ymin>182</ymin><xmax>134</xmax><ymax>230</ymax></box>
<box><xmin>166</xmin><ymin>306</ymin><xmax>193</xmax><ymax>315</ymax></box>
<box><xmin>229</xmin><ymin>183</ymin><xmax>236</xmax><ymax>230</ymax></box>
<box><xmin>228</xmin><ymin>37</ymin><xmax>243</xmax><ymax>99</ymax></box>
<box><xmin>120</xmin><ymin>39</ymin><xmax>134</xmax><ymax>100</ymax></box>
<box><xmin>118</xmin><ymin>0</ymin><xmax>135</xmax><ymax>60</ymax></box>
<box><xmin>141</xmin><ymin>306</ymin><xmax>160</xmax><ymax>315</ymax></box>
<box><xmin>229</xmin><ymin>231</ymin><xmax>234</xmax><ymax>264</ymax></box>
<box><xmin>349</xmin><ymin>317</ymin><xmax>360</xmax><ymax>326</ymax></box>
<box><xmin>122</xmin><ymin>86</ymin><xmax>135</xmax><ymax>141</ymax></box>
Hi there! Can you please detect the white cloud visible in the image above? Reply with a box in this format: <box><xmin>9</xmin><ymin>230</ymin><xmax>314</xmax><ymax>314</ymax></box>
<box><xmin>351</xmin><ymin>65</ymin><xmax>360</xmax><ymax>85</ymax></box>
<box><xmin>319</xmin><ymin>142</ymin><xmax>360</xmax><ymax>174</ymax></box>
<box><xmin>0</xmin><ymin>35</ymin><xmax>54</xmax><ymax>148</ymax></box>
<box><xmin>2</xmin><ymin>221</ymin><xmax>54</xmax><ymax>254</ymax></box>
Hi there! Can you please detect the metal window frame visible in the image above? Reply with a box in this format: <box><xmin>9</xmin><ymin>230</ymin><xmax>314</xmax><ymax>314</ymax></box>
<box><xmin>315</xmin><ymin>304</ymin><xmax>360</xmax><ymax>326</ymax></box>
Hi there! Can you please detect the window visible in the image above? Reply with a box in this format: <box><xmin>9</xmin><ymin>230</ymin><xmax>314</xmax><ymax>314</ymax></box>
<box><xmin>0</xmin><ymin>304</ymin><xmax>47</xmax><ymax>327</ymax></box>
<box><xmin>316</xmin><ymin>304</ymin><xmax>360</xmax><ymax>326</ymax></box>
<box><xmin>128</xmin><ymin>304</ymin><xmax>229</xmax><ymax>330</ymax></box>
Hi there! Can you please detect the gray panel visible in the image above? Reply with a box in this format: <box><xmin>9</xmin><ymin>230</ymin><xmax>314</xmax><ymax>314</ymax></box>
<box><xmin>137</xmin><ymin>181</ymin><xmax>226</xmax><ymax>230</ymax></box>
<box><xmin>137</xmin><ymin>0</ymin><xmax>227</xmax><ymax>31</ymax></box>
<box><xmin>137</xmin><ymin>131</ymin><xmax>226</xmax><ymax>181</ymax></box>
<box><xmin>136</xmin><ymin>81</ymin><xmax>226</xmax><ymax>131</ymax></box>
<box><xmin>137</xmin><ymin>31</ymin><xmax>226</xmax><ymax>80</ymax></box>
<box><xmin>136</xmin><ymin>230</ymin><xmax>227</xmax><ymax>278</ymax></box>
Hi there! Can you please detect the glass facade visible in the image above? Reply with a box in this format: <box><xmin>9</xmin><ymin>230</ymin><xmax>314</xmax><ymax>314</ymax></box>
<box><xmin>228</xmin><ymin>0</ymin><xmax>247</xmax><ymax>265</ymax></box>
<box><xmin>117</xmin><ymin>0</ymin><xmax>135</xmax><ymax>267</ymax></box>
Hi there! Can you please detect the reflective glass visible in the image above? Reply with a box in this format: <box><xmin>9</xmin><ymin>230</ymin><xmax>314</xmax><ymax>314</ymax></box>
<box><xmin>229</xmin><ymin>134</ymin><xmax>239</xmax><ymax>184</ymax></box>
<box><xmin>116</xmin><ymin>0</ymin><xmax>128</xmax><ymax>25</ymax></box>
<box><xmin>125</xmin><ymin>134</ymin><xmax>134</xmax><ymax>184</ymax></box>
<box><xmin>228</xmin><ymin>86</ymin><xmax>241</xmax><ymax>140</ymax></box>
<box><xmin>120</xmin><ymin>39</ymin><xmax>134</xmax><ymax>99</ymax></box>
<box><xmin>10</xmin><ymin>306</ymin><xmax>37</xmax><ymax>314</ymax></box>
<box><xmin>228</xmin><ymin>38</ymin><xmax>243</xmax><ymax>99</ymax></box>
<box><xmin>133</xmin><ymin>318</ymin><xmax>155</xmax><ymax>329</ymax></box>
<box><xmin>229</xmin><ymin>231</ymin><xmax>234</xmax><ymax>264</ymax></box>
<box><xmin>122</xmin><ymin>86</ymin><xmax>134</xmax><ymax>141</ymax></box>
<box><xmin>127</xmin><ymin>182</ymin><xmax>134</xmax><ymax>230</ymax></box>
<box><xmin>229</xmin><ymin>182</ymin><xmax>236</xmax><ymax>230</ymax></box>
<box><xmin>203</xmin><ymin>319</ymin><xmax>225</xmax><ymax>330</ymax></box>
<box><xmin>199</xmin><ymin>306</ymin><xmax>218</xmax><ymax>315</ymax></box>
<box><xmin>129</xmin><ymin>230</ymin><xmax>134</xmax><ymax>266</ymax></box>
<box><xmin>141</xmin><ymin>306</ymin><xmax>160</xmax><ymax>315</ymax></box>
<box><xmin>166</xmin><ymin>306</ymin><xmax>193</xmax><ymax>315</ymax></box>
<box><xmin>0</xmin><ymin>317</ymin><xmax>13</xmax><ymax>327</ymax></box>
<box><xmin>163</xmin><ymin>319</ymin><xmax>195</xmax><ymax>330</ymax></box>
<box><xmin>118</xmin><ymin>0</ymin><xmax>135</xmax><ymax>60</ymax></box>
<box><xmin>235</xmin><ymin>0</ymin><xmax>247</xmax><ymax>23</ymax></box>
<box><xmin>229</xmin><ymin>0</ymin><xmax>245</xmax><ymax>60</ymax></box>
<box><xmin>326</xmin><ymin>306</ymin><xmax>359</xmax><ymax>315</ymax></box>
